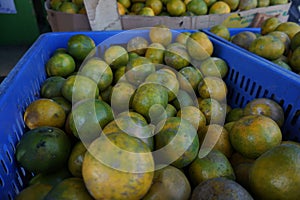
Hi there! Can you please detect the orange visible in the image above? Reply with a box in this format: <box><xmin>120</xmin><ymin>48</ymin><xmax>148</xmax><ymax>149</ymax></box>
<box><xmin>15</xmin><ymin>183</ymin><xmax>52</xmax><ymax>200</ymax></box>
<box><xmin>61</xmin><ymin>74</ymin><xmax>99</xmax><ymax>103</ymax></box>
<box><xmin>132</xmin><ymin>83</ymin><xmax>168</xmax><ymax>121</ymax></box>
<box><xmin>187</xmin><ymin>0</ymin><xmax>208</xmax><ymax>15</ymax></box>
<box><xmin>67</xmin><ymin>34</ymin><xmax>96</xmax><ymax>61</ymax></box>
<box><xmin>117</xmin><ymin>2</ymin><xmax>127</xmax><ymax>15</ymax></box>
<box><xmin>145</xmin><ymin>0</ymin><xmax>163</xmax><ymax>15</ymax></box>
<box><xmin>149</xmin><ymin>24</ymin><xmax>172</xmax><ymax>47</ymax></box>
<box><xmin>166</xmin><ymin>0</ymin><xmax>187</xmax><ymax>16</ymax></box>
<box><xmin>188</xmin><ymin>150</ymin><xmax>235</xmax><ymax>186</ymax></box>
<box><xmin>222</xmin><ymin>0</ymin><xmax>240</xmax><ymax>10</ymax></box>
<box><xmin>82</xmin><ymin>132</ymin><xmax>154</xmax><ymax>199</ymax></box>
<box><xmin>145</xmin><ymin>42</ymin><xmax>165</xmax><ymax>64</ymax></box>
<box><xmin>80</xmin><ymin>57</ymin><xmax>113</xmax><ymax>91</ymax></box>
<box><xmin>155</xmin><ymin>117</ymin><xmax>199</xmax><ymax>168</ymax></box>
<box><xmin>68</xmin><ymin>141</ymin><xmax>87</xmax><ymax>177</ymax></box>
<box><xmin>191</xmin><ymin>177</ymin><xmax>253</xmax><ymax>199</ymax></box>
<box><xmin>40</xmin><ymin>76</ymin><xmax>66</xmax><ymax>98</ymax></box>
<box><xmin>24</xmin><ymin>99</ymin><xmax>66</xmax><ymax>129</ymax></box>
<box><xmin>177</xmin><ymin>106</ymin><xmax>207</xmax><ymax>131</ymax></box>
<box><xmin>229</xmin><ymin>115</ymin><xmax>282</xmax><ymax>159</ymax></box>
<box><xmin>142</xmin><ymin>165</ymin><xmax>191</xmax><ymax>199</ymax></box>
<box><xmin>209</xmin><ymin>24</ymin><xmax>230</xmax><ymax>41</ymax></box>
<box><xmin>118</xmin><ymin>0</ymin><xmax>131</xmax><ymax>8</ymax></box>
<box><xmin>110</xmin><ymin>81</ymin><xmax>136</xmax><ymax>113</ymax></box>
<box><xmin>260</xmin><ymin>16</ymin><xmax>281</xmax><ymax>35</ymax></box>
<box><xmin>198</xmin><ymin>56</ymin><xmax>229</xmax><ymax>78</ymax></box>
<box><xmin>209</xmin><ymin>1</ymin><xmax>231</xmax><ymax>14</ymax></box>
<box><xmin>289</xmin><ymin>46</ymin><xmax>300</xmax><ymax>72</ymax></box>
<box><xmin>127</xmin><ymin>36</ymin><xmax>149</xmax><ymax>55</ymax></box>
<box><xmin>178</xmin><ymin>66</ymin><xmax>203</xmax><ymax>93</ymax></box>
<box><xmin>175</xmin><ymin>32</ymin><xmax>191</xmax><ymax>45</ymax></box>
<box><xmin>46</xmin><ymin>53</ymin><xmax>76</xmax><ymax>77</ymax></box>
<box><xmin>198</xmin><ymin>98</ymin><xmax>226</xmax><ymax>125</ymax></box>
<box><xmin>198</xmin><ymin>76</ymin><xmax>228</xmax><ymax>102</ymax></box>
<box><xmin>291</xmin><ymin>31</ymin><xmax>300</xmax><ymax>51</ymax></box>
<box><xmin>15</xmin><ymin>126</ymin><xmax>71</xmax><ymax>174</ymax></box>
<box><xmin>44</xmin><ymin>177</ymin><xmax>94</xmax><ymax>200</ymax></box>
<box><xmin>164</xmin><ymin>42</ymin><xmax>190</xmax><ymax>70</ymax></box>
<box><xmin>130</xmin><ymin>2</ymin><xmax>145</xmax><ymax>14</ymax></box>
<box><xmin>275</xmin><ymin>21</ymin><xmax>300</xmax><ymax>39</ymax></box>
<box><xmin>125</xmin><ymin>56</ymin><xmax>156</xmax><ymax>86</ymax></box>
<box><xmin>198</xmin><ymin>124</ymin><xmax>233</xmax><ymax>158</ymax></box>
<box><xmin>243</xmin><ymin>98</ymin><xmax>285</xmax><ymax>127</ymax></box>
<box><xmin>249</xmin><ymin>143</ymin><xmax>300</xmax><ymax>200</ymax></box>
<box><xmin>145</xmin><ymin>68</ymin><xmax>180</xmax><ymax>102</ymax></box>
<box><xmin>104</xmin><ymin>45</ymin><xmax>129</xmax><ymax>70</ymax></box>
<box><xmin>186</xmin><ymin>31</ymin><xmax>214</xmax><ymax>61</ymax></box>
<box><xmin>238</xmin><ymin>0</ymin><xmax>257</xmax><ymax>11</ymax></box>
<box><xmin>138</xmin><ymin>7</ymin><xmax>155</xmax><ymax>16</ymax></box>
<box><xmin>249</xmin><ymin>35</ymin><xmax>285</xmax><ymax>60</ymax></box>
<box><xmin>59</xmin><ymin>2</ymin><xmax>78</xmax><ymax>14</ymax></box>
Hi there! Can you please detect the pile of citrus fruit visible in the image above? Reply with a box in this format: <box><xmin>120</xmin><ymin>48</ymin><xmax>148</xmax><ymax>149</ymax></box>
<box><xmin>117</xmin><ymin>0</ymin><xmax>289</xmax><ymax>16</ymax></box>
<box><xmin>49</xmin><ymin>0</ymin><xmax>86</xmax><ymax>14</ymax></box>
<box><xmin>208</xmin><ymin>19</ymin><xmax>300</xmax><ymax>74</ymax></box>
<box><xmin>14</xmin><ymin>25</ymin><xmax>300</xmax><ymax>200</ymax></box>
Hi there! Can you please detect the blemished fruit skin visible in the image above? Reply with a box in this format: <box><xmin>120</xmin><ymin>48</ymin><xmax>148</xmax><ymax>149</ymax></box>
<box><xmin>249</xmin><ymin>143</ymin><xmax>300</xmax><ymax>200</ymax></box>
<box><xmin>142</xmin><ymin>165</ymin><xmax>191</xmax><ymax>200</ymax></box>
<box><xmin>229</xmin><ymin>115</ymin><xmax>282</xmax><ymax>159</ymax></box>
<box><xmin>191</xmin><ymin>177</ymin><xmax>254</xmax><ymax>200</ymax></box>
<box><xmin>82</xmin><ymin>132</ymin><xmax>154</xmax><ymax>200</ymax></box>
<box><xmin>44</xmin><ymin>177</ymin><xmax>94</xmax><ymax>200</ymax></box>
<box><xmin>15</xmin><ymin>126</ymin><xmax>71</xmax><ymax>174</ymax></box>
<box><xmin>155</xmin><ymin>117</ymin><xmax>200</xmax><ymax>169</ymax></box>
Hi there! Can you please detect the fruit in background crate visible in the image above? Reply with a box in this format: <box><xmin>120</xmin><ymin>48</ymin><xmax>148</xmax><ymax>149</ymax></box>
<box><xmin>257</xmin><ymin>0</ymin><xmax>270</xmax><ymax>7</ymax></box>
<box><xmin>249</xmin><ymin>143</ymin><xmax>300</xmax><ymax>200</ymax></box>
<box><xmin>209</xmin><ymin>1</ymin><xmax>231</xmax><ymax>14</ymax></box>
<box><xmin>166</xmin><ymin>0</ymin><xmax>187</xmax><ymax>16</ymax></box>
<box><xmin>186</xmin><ymin>0</ymin><xmax>208</xmax><ymax>16</ymax></box>
<box><xmin>260</xmin><ymin>16</ymin><xmax>281</xmax><ymax>35</ymax></box>
<box><xmin>190</xmin><ymin>177</ymin><xmax>253</xmax><ymax>200</ymax></box>
<box><xmin>238</xmin><ymin>0</ymin><xmax>258</xmax><ymax>10</ymax></box>
<box><xmin>274</xmin><ymin>21</ymin><xmax>300</xmax><ymax>39</ymax></box>
<box><xmin>289</xmin><ymin>46</ymin><xmax>300</xmax><ymax>72</ymax></box>
<box><xmin>209</xmin><ymin>24</ymin><xmax>231</xmax><ymax>41</ymax></box>
<box><xmin>243</xmin><ymin>98</ymin><xmax>285</xmax><ymax>127</ymax></box>
<box><xmin>268</xmin><ymin>31</ymin><xmax>291</xmax><ymax>55</ymax></box>
<box><xmin>230</xmin><ymin>31</ymin><xmax>257</xmax><ymax>50</ymax></box>
<box><xmin>59</xmin><ymin>1</ymin><xmax>79</xmax><ymax>14</ymax></box>
<box><xmin>249</xmin><ymin>35</ymin><xmax>285</xmax><ymax>60</ymax></box>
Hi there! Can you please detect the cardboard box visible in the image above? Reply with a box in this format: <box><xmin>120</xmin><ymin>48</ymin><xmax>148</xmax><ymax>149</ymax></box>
<box><xmin>84</xmin><ymin>0</ymin><xmax>291</xmax><ymax>30</ymax></box>
<box><xmin>45</xmin><ymin>0</ymin><xmax>91</xmax><ymax>32</ymax></box>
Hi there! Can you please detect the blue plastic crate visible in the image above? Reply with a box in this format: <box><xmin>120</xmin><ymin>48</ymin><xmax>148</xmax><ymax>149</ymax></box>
<box><xmin>1</xmin><ymin>29</ymin><xmax>300</xmax><ymax>199</ymax></box>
